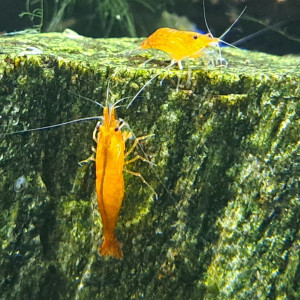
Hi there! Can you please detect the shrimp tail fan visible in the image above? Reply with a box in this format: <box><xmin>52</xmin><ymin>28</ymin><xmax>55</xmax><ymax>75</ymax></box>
<box><xmin>99</xmin><ymin>236</ymin><xmax>123</xmax><ymax>259</ymax></box>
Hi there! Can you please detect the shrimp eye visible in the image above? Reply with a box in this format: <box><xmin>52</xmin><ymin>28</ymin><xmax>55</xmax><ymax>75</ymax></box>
<box><xmin>193</xmin><ymin>35</ymin><xmax>198</xmax><ymax>40</ymax></box>
<box><xmin>115</xmin><ymin>127</ymin><xmax>119</xmax><ymax>131</ymax></box>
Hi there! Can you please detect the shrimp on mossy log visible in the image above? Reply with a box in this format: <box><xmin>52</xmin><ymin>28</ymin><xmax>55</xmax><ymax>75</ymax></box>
<box><xmin>140</xmin><ymin>28</ymin><xmax>219</xmax><ymax>69</ymax></box>
<box><xmin>139</xmin><ymin>6</ymin><xmax>246</xmax><ymax>69</ymax></box>
<box><xmin>80</xmin><ymin>99</ymin><xmax>156</xmax><ymax>259</ymax></box>
<box><xmin>3</xmin><ymin>95</ymin><xmax>156</xmax><ymax>260</ymax></box>
<box><xmin>127</xmin><ymin>7</ymin><xmax>245</xmax><ymax>108</ymax></box>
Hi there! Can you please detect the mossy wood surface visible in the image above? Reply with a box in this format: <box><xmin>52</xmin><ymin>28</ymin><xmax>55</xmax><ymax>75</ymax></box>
<box><xmin>0</xmin><ymin>32</ymin><xmax>299</xmax><ymax>299</ymax></box>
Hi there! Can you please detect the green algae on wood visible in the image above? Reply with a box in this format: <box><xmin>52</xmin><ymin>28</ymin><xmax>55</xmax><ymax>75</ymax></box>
<box><xmin>0</xmin><ymin>32</ymin><xmax>299</xmax><ymax>299</ymax></box>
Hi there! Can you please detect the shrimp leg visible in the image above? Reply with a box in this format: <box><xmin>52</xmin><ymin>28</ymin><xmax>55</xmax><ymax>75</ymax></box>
<box><xmin>124</xmin><ymin>168</ymin><xmax>158</xmax><ymax>199</ymax></box>
<box><xmin>124</xmin><ymin>133</ymin><xmax>157</xmax><ymax>198</ymax></box>
<box><xmin>124</xmin><ymin>134</ymin><xmax>155</xmax><ymax>158</ymax></box>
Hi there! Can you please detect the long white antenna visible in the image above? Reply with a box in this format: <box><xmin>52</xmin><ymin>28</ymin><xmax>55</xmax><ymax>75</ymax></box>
<box><xmin>126</xmin><ymin>60</ymin><xmax>177</xmax><ymax>109</ymax></box>
<box><xmin>68</xmin><ymin>90</ymin><xmax>104</xmax><ymax>108</ymax></box>
<box><xmin>203</xmin><ymin>0</ymin><xmax>213</xmax><ymax>37</ymax></box>
<box><xmin>2</xmin><ymin>116</ymin><xmax>102</xmax><ymax>135</ymax></box>
<box><xmin>219</xmin><ymin>6</ymin><xmax>247</xmax><ymax>41</ymax></box>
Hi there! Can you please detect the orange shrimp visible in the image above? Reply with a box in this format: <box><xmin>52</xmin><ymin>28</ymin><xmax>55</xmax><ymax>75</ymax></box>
<box><xmin>86</xmin><ymin>102</ymin><xmax>154</xmax><ymax>259</ymax></box>
<box><xmin>93</xmin><ymin>105</ymin><xmax>126</xmax><ymax>258</ymax></box>
<box><xmin>139</xmin><ymin>3</ymin><xmax>246</xmax><ymax>70</ymax></box>
<box><xmin>125</xmin><ymin>5</ymin><xmax>247</xmax><ymax>108</ymax></box>
<box><xmin>127</xmin><ymin>28</ymin><xmax>224</xmax><ymax>108</ymax></box>
<box><xmin>140</xmin><ymin>27</ymin><xmax>219</xmax><ymax>68</ymax></box>
<box><xmin>4</xmin><ymin>93</ymin><xmax>154</xmax><ymax>259</ymax></box>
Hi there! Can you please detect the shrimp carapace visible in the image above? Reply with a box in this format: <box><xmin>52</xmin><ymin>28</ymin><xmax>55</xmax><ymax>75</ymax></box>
<box><xmin>140</xmin><ymin>27</ymin><xmax>219</xmax><ymax>65</ymax></box>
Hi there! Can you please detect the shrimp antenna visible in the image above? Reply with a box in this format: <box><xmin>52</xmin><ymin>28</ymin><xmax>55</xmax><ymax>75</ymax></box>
<box><xmin>232</xmin><ymin>20</ymin><xmax>286</xmax><ymax>46</ymax></box>
<box><xmin>202</xmin><ymin>0</ymin><xmax>246</xmax><ymax>66</ymax></box>
<box><xmin>105</xmin><ymin>81</ymin><xmax>130</xmax><ymax>108</ymax></box>
<box><xmin>2</xmin><ymin>116</ymin><xmax>102</xmax><ymax>136</ymax></box>
<box><xmin>216</xmin><ymin>7</ymin><xmax>247</xmax><ymax>57</ymax></box>
<box><xmin>126</xmin><ymin>60</ymin><xmax>177</xmax><ymax>109</ymax></box>
<box><xmin>218</xmin><ymin>6</ymin><xmax>247</xmax><ymax>41</ymax></box>
<box><xmin>113</xmin><ymin>96</ymin><xmax>131</xmax><ymax>109</ymax></box>
<box><xmin>106</xmin><ymin>80</ymin><xmax>111</xmax><ymax>107</ymax></box>
<box><xmin>105</xmin><ymin>81</ymin><xmax>130</xmax><ymax>121</ymax></box>
<box><xmin>68</xmin><ymin>90</ymin><xmax>104</xmax><ymax>108</ymax></box>
<box><xmin>202</xmin><ymin>0</ymin><xmax>225</xmax><ymax>66</ymax></box>
<box><xmin>202</xmin><ymin>0</ymin><xmax>213</xmax><ymax>38</ymax></box>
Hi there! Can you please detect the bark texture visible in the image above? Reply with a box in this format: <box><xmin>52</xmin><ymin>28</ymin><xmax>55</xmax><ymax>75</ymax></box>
<box><xmin>0</xmin><ymin>32</ymin><xmax>299</xmax><ymax>299</ymax></box>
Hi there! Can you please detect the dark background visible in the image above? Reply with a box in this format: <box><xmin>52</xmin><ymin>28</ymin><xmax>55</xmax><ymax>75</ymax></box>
<box><xmin>0</xmin><ymin>0</ymin><xmax>299</xmax><ymax>55</ymax></box>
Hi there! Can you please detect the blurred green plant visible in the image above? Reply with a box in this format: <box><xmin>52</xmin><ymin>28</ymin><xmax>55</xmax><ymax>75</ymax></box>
<box><xmin>94</xmin><ymin>0</ymin><xmax>140</xmax><ymax>37</ymax></box>
<box><xmin>19</xmin><ymin>0</ymin><xmax>173</xmax><ymax>37</ymax></box>
<box><xmin>19</xmin><ymin>0</ymin><xmax>44</xmax><ymax>32</ymax></box>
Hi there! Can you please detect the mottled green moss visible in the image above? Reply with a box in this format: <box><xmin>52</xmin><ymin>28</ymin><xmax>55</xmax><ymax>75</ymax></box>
<box><xmin>0</xmin><ymin>32</ymin><xmax>299</xmax><ymax>300</ymax></box>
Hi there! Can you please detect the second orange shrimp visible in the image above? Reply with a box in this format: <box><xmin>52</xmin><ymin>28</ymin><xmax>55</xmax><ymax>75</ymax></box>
<box><xmin>140</xmin><ymin>27</ymin><xmax>219</xmax><ymax>69</ymax></box>
<box><xmin>139</xmin><ymin>3</ymin><xmax>246</xmax><ymax>69</ymax></box>
<box><xmin>84</xmin><ymin>100</ymin><xmax>154</xmax><ymax>259</ymax></box>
